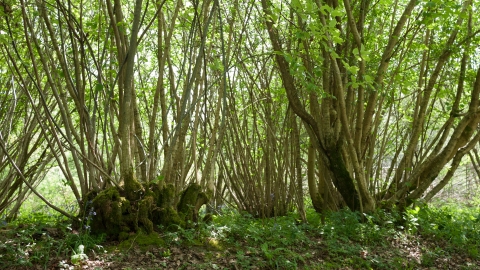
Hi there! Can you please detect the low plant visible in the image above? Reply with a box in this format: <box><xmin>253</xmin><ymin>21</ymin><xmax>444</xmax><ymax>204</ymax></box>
<box><xmin>0</xmin><ymin>208</ymin><xmax>105</xmax><ymax>269</ymax></box>
<box><xmin>409</xmin><ymin>204</ymin><xmax>480</xmax><ymax>252</ymax></box>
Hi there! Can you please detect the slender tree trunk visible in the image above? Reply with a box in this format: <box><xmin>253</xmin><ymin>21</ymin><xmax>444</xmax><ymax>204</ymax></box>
<box><xmin>120</xmin><ymin>0</ymin><xmax>144</xmax><ymax>200</ymax></box>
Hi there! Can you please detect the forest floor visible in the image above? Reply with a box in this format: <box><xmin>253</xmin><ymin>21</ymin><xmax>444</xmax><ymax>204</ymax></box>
<box><xmin>1</xmin><ymin>205</ymin><xmax>479</xmax><ymax>269</ymax></box>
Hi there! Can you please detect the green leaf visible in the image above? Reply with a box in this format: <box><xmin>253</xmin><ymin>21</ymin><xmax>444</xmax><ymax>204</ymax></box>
<box><xmin>291</xmin><ymin>0</ymin><xmax>302</xmax><ymax>9</ymax></box>
<box><xmin>353</xmin><ymin>47</ymin><xmax>359</xmax><ymax>57</ymax></box>
<box><xmin>95</xmin><ymin>83</ymin><xmax>103</xmax><ymax>92</ymax></box>
<box><xmin>331</xmin><ymin>8</ymin><xmax>343</xmax><ymax>17</ymax></box>
<box><xmin>364</xmin><ymin>75</ymin><xmax>373</xmax><ymax>84</ymax></box>
<box><xmin>332</xmin><ymin>35</ymin><xmax>344</xmax><ymax>44</ymax></box>
<box><xmin>344</xmin><ymin>64</ymin><xmax>359</xmax><ymax>74</ymax></box>
<box><xmin>0</xmin><ymin>34</ymin><xmax>9</xmax><ymax>45</ymax></box>
<box><xmin>328</xmin><ymin>19</ymin><xmax>337</xmax><ymax>28</ymax></box>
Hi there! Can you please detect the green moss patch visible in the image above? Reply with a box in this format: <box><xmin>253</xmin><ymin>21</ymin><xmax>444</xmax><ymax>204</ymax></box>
<box><xmin>118</xmin><ymin>231</ymin><xmax>166</xmax><ymax>252</ymax></box>
<box><xmin>177</xmin><ymin>183</ymin><xmax>209</xmax><ymax>224</ymax></box>
<box><xmin>87</xmin><ymin>182</ymin><xmax>210</xmax><ymax>239</ymax></box>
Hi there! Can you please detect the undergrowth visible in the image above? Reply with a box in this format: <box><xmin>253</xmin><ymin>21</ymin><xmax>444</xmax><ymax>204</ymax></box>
<box><xmin>0</xmin><ymin>203</ymin><xmax>479</xmax><ymax>269</ymax></box>
<box><xmin>0</xmin><ymin>212</ymin><xmax>105</xmax><ymax>269</ymax></box>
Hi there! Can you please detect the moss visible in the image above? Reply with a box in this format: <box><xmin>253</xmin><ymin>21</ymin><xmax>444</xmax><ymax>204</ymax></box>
<box><xmin>206</xmin><ymin>238</ymin><xmax>224</xmax><ymax>251</ymax></box>
<box><xmin>109</xmin><ymin>201</ymin><xmax>123</xmax><ymax>224</ymax></box>
<box><xmin>135</xmin><ymin>231</ymin><xmax>165</xmax><ymax>247</ymax></box>
<box><xmin>203</xmin><ymin>213</ymin><xmax>213</xmax><ymax>224</ymax></box>
<box><xmin>119</xmin><ymin>231</ymin><xmax>129</xmax><ymax>241</ymax></box>
<box><xmin>177</xmin><ymin>183</ymin><xmax>202</xmax><ymax>222</ymax></box>
<box><xmin>89</xmin><ymin>181</ymin><xmax>175</xmax><ymax>238</ymax></box>
<box><xmin>88</xmin><ymin>179</ymin><xmax>206</xmax><ymax>239</ymax></box>
<box><xmin>138</xmin><ymin>196</ymin><xmax>154</xmax><ymax>234</ymax></box>
<box><xmin>122</xmin><ymin>212</ymin><xmax>138</xmax><ymax>232</ymax></box>
<box><xmin>118</xmin><ymin>232</ymin><xmax>165</xmax><ymax>252</ymax></box>
<box><xmin>152</xmin><ymin>206</ymin><xmax>184</xmax><ymax>229</ymax></box>
<box><xmin>85</xmin><ymin>190</ymin><xmax>98</xmax><ymax>204</ymax></box>
<box><xmin>176</xmin><ymin>183</ymin><xmax>210</xmax><ymax>224</ymax></box>
<box><xmin>120</xmin><ymin>197</ymin><xmax>130</xmax><ymax>214</ymax></box>
<box><xmin>196</xmin><ymin>192</ymin><xmax>209</xmax><ymax>205</ymax></box>
<box><xmin>90</xmin><ymin>187</ymin><xmax>124</xmax><ymax>237</ymax></box>
<box><xmin>157</xmin><ymin>184</ymin><xmax>175</xmax><ymax>208</ymax></box>
<box><xmin>145</xmin><ymin>183</ymin><xmax>157</xmax><ymax>201</ymax></box>
<box><xmin>327</xmin><ymin>148</ymin><xmax>361</xmax><ymax>211</ymax></box>
<box><xmin>123</xmin><ymin>170</ymin><xmax>144</xmax><ymax>201</ymax></box>
<box><xmin>92</xmin><ymin>187</ymin><xmax>120</xmax><ymax>205</ymax></box>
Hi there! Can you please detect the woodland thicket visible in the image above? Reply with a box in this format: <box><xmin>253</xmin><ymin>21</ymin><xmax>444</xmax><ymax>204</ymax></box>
<box><xmin>0</xmin><ymin>0</ymin><xmax>479</xmax><ymax>238</ymax></box>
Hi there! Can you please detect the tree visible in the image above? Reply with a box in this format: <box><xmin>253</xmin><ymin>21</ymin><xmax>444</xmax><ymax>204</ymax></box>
<box><xmin>260</xmin><ymin>0</ymin><xmax>480</xmax><ymax>212</ymax></box>
<box><xmin>1</xmin><ymin>0</ymin><xmax>479</xmax><ymax>235</ymax></box>
<box><xmin>0</xmin><ymin>0</ymin><xmax>223</xmax><ymax>238</ymax></box>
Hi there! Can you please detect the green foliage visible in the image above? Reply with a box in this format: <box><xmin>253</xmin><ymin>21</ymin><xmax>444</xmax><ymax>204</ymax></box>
<box><xmin>407</xmin><ymin>204</ymin><xmax>480</xmax><ymax>251</ymax></box>
<box><xmin>305</xmin><ymin>205</ymin><xmax>479</xmax><ymax>269</ymax></box>
<box><xmin>61</xmin><ymin>228</ymin><xmax>105</xmax><ymax>257</ymax></box>
<box><xmin>0</xmin><ymin>215</ymin><xmax>104</xmax><ymax>269</ymax></box>
<box><xmin>213</xmin><ymin>209</ymin><xmax>311</xmax><ymax>268</ymax></box>
<box><xmin>319</xmin><ymin>208</ymin><xmax>400</xmax><ymax>245</ymax></box>
<box><xmin>161</xmin><ymin>224</ymin><xmax>202</xmax><ymax>246</ymax></box>
<box><xmin>2</xmin><ymin>204</ymin><xmax>480</xmax><ymax>268</ymax></box>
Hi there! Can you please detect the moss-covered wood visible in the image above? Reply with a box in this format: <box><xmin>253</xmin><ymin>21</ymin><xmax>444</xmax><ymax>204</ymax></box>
<box><xmin>87</xmin><ymin>181</ymin><xmax>209</xmax><ymax>239</ymax></box>
<box><xmin>326</xmin><ymin>147</ymin><xmax>362</xmax><ymax>212</ymax></box>
<box><xmin>177</xmin><ymin>183</ymin><xmax>210</xmax><ymax>224</ymax></box>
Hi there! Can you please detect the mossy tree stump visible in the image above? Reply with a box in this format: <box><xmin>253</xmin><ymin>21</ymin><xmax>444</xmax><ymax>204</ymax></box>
<box><xmin>86</xmin><ymin>182</ymin><xmax>209</xmax><ymax>240</ymax></box>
